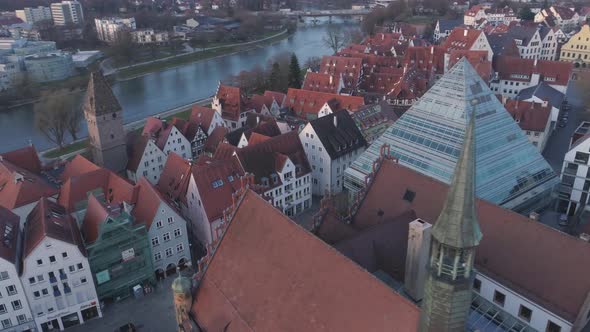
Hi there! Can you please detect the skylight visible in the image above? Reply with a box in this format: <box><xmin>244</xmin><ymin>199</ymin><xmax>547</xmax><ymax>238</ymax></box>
<box><xmin>212</xmin><ymin>179</ymin><xmax>224</xmax><ymax>188</ymax></box>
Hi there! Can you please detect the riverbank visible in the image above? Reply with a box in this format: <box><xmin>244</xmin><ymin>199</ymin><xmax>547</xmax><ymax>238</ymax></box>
<box><xmin>41</xmin><ymin>97</ymin><xmax>212</xmax><ymax>160</ymax></box>
<box><xmin>114</xmin><ymin>29</ymin><xmax>291</xmax><ymax>80</ymax></box>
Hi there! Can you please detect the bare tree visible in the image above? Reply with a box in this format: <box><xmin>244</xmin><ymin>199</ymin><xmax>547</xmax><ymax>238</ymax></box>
<box><xmin>323</xmin><ymin>26</ymin><xmax>350</xmax><ymax>54</ymax></box>
<box><xmin>303</xmin><ymin>56</ymin><xmax>322</xmax><ymax>72</ymax></box>
<box><xmin>34</xmin><ymin>90</ymin><xmax>81</xmax><ymax>148</ymax></box>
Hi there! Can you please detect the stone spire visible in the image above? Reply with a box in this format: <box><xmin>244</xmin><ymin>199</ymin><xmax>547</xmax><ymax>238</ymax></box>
<box><xmin>431</xmin><ymin>111</ymin><xmax>482</xmax><ymax>249</ymax></box>
<box><xmin>83</xmin><ymin>71</ymin><xmax>122</xmax><ymax>116</ymax></box>
<box><xmin>418</xmin><ymin>112</ymin><xmax>483</xmax><ymax>332</ymax></box>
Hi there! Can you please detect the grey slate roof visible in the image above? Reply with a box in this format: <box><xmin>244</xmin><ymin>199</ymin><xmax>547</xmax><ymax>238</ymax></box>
<box><xmin>507</xmin><ymin>25</ymin><xmax>538</xmax><ymax>45</ymax></box>
<box><xmin>83</xmin><ymin>71</ymin><xmax>122</xmax><ymax>116</ymax></box>
<box><xmin>486</xmin><ymin>33</ymin><xmax>518</xmax><ymax>56</ymax></box>
<box><xmin>431</xmin><ymin>114</ymin><xmax>482</xmax><ymax>249</ymax></box>
<box><xmin>309</xmin><ymin>110</ymin><xmax>367</xmax><ymax>161</ymax></box>
<box><xmin>517</xmin><ymin>82</ymin><xmax>564</xmax><ymax>108</ymax></box>
<box><xmin>438</xmin><ymin>19</ymin><xmax>463</xmax><ymax>32</ymax></box>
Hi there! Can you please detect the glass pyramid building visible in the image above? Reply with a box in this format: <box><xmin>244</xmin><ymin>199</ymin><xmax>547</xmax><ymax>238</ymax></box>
<box><xmin>344</xmin><ymin>58</ymin><xmax>558</xmax><ymax>213</ymax></box>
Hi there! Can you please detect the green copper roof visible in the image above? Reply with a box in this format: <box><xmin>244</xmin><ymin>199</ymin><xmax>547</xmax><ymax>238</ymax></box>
<box><xmin>431</xmin><ymin>113</ymin><xmax>482</xmax><ymax>248</ymax></box>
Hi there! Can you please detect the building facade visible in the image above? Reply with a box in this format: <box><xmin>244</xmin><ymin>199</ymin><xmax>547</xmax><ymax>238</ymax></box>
<box><xmin>23</xmin><ymin>52</ymin><xmax>73</xmax><ymax>83</ymax></box>
<box><xmin>15</xmin><ymin>7</ymin><xmax>52</xmax><ymax>24</ymax></box>
<box><xmin>0</xmin><ymin>208</ymin><xmax>36</xmax><ymax>332</ymax></box>
<box><xmin>557</xmin><ymin>122</ymin><xmax>590</xmax><ymax>216</ymax></box>
<box><xmin>300</xmin><ymin>111</ymin><xmax>367</xmax><ymax>196</ymax></box>
<box><xmin>127</xmin><ymin>137</ymin><xmax>167</xmax><ymax>185</ymax></box>
<box><xmin>83</xmin><ymin>71</ymin><xmax>128</xmax><ymax>173</ymax></box>
<box><xmin>94</xmin><ymin>17</ymin><xmax>136</xmax><ymax>44</ymax></box>
<box><xmin>50</xmin><ymin>1</ymin><xmax>83</xmax><ymax>26</ymax></box>
<box><xmin>560</xmin><ymin>25</ymin><xmax>590</xmax><ymax>67</ymax></box>
<box><xmin>22</xmin><ymin>199</ymin><xmax>101</xmax><ymax>332</ymax></box>
<box><xmin>130</xmin><ymin>29</ymin><xmax>169</xmax><ymax>44</ymax></box>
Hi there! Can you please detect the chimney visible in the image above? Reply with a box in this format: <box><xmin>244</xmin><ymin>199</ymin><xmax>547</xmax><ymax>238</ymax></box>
<box><xmin>329</xmin><ymin>75</ymin><xmax>333</xmax><ymax>85</ymax></box>
<box><xmin>404</xmin><ymin>218</ymin><xmax>432</xmax><ymax>301</ymax></box>
<box><xmin>430</xmin><ymin>46</ymin><xmax>434</xmax><ymax>54</ymax></box>
<box><xmin>333</xmin><ymin>114</ymin><xmax>338</xmax><ymax>127</ymax></box>
<box><xmin>464</xmin><ymin>29</ymin><xmax>468</xmax><ymax>37</ymax></box>
<box><xmin>542</xmin><ymin>100</ymin><xmax>548</xmax><ymax>107</ymax></box>
<box><xmin>534</xmin><ymin>58</ymin><xmax>538</xmax><ymax>67</ymax></box>
<box><xmin>14</xmin><ymin>172</ymin><xmax>24</xmax><ymax>184</ymax></box>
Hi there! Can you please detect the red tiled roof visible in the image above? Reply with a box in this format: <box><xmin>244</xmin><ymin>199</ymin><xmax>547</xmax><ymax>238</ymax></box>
<box><xmin>495</xmin><ymin>56</ymin><xmax>573</xmax><ymax>86</ymax></box>
<box><xmin>192</xmin><ymin>158</ymin><xmax>244</xmax><ymax>222</ymax></box>
<box><xmin>505</xmin><ymin>100</ymin><xmax>551</xmax><ymax>132</ymax></box>
<box><xmin>81</xmin><ymin>194</ymin><xmax>110</xmax><ymax>244</ymax></box>
<box><xmin>352</xmin><ymin>160</ymin><xmax>590</xmax><ymax>323</ymax></box>
<box><xmin>1</xmin><ymin>145</ymin><xmax>42</xmax><ymax>174</ymax></box>
<box><xmin>319</xmin><ymin>56</ymin><xmax>363</xmax><ymax>89</ymax></box>
<box><xmin>0</xmin><ymin>158</ymin><xmax>58</xmax><ymax>210</ymax></box>
<box><xmin>24</xmin><ymin>198</ymin><xmax>86</xmax><ymax>258</ymax></box>
<box><xmin>203</xmin><ymin>126</ymin><xmax>229</xmax><ymax>154</ymax></box>
<box><xmin>132</xmin><ymin>177</ymin><xmax>172</xmax><ymax>228</ymax></box>
<box><xmin>248</xmin><ymin>94</ymin><xmax>274</xmax><ymax>114</ymax></box>
<box><xmin>448</xmin><ymin>50</ymin><xmax>492</xmax><ymax>82</ymax></box>
<box><xmin>60</xmin><ymin>155</ymin><xmax>100</xmax><ymax>182</ymax></box>
<box><xmin>552</xmin><ymin>5</ymin><xmax>575</xmax><ymax>20</ymax></box>
<box><xmin>442</xmin><ymin>28</ymin><xmax>483</xmax><ymax>51</ymax></box>
<box><xmin>247</xmin><ymin>132</ymin><xmax>271</xmax><ymax>146</ymax></box>
<box><xmin>284</xmin><ymin>88</ymin><xmax>365</xmax><ymax>120</ymax></box>
<box><xmin>0</xmin><ymin>207</ymin><xmax>19</xmax><ymax>264</ymax></box>
<box><xmin>302</xmin><ymin>72</ymin><xmax>341</xmax><ymax>94</ymax></box>
<box><xmin>216</xmin><ymin>84</ymin><xmax>249</xmax><ymax>121</ymax></box>
<box><xmin>263</xmin><ymin>90</ymin><xmax>286</xmax><ymax>107</ymax></box>
<box><xmin>59</xmin><ymin>168</ymin><xmax>135</xmax><ymax>212</ymax></box>
<box><xmin>156</xmin><ymin>152</ymin><xmax>191</xmax><ymax>205</ymax></box>
<box><xmin>465</xmin><ymin>4</ymin><xmax>483</xmax><ymax>17</ymax></box>
<box><xmin>191</xmin><ymin>190</ymin><xmax>420</xmax><ymax>331</ymax></box>
<box><xmin>189</xmin><ymin>106</ymin><xmax>217</xmax><ymax>132</ymax></box>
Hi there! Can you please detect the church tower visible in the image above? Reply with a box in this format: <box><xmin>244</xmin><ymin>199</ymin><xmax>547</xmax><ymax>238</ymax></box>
<box><xmin>172</xmin><ymin>274</ymin><xmax>194</xmax><ymax>332</ymax></box>
<box><xmin>83</xmin><ymin>71</ymin><xmax>128</xmax><ymax>173</ymax></box>
<box><xmin>419</xmin><ymin>113</ymin><xmax>483</xmax><ymax>332</ymax></box>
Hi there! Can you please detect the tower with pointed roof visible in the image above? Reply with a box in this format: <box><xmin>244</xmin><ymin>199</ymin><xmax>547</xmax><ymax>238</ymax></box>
<box><xmin>83</xmin><ymin>71</ymin><xmax>128</xmax><ymax>173</ymax></box>
<box><xmin>419</xmin><ymin>113</ymin><xmax>482</xmax><ymax>332</ymax></box>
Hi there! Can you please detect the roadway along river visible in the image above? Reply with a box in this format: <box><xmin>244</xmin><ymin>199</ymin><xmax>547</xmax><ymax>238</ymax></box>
<box><xmin>0</xmin><ymin>17</ymin><xmax>359</xmax><ymax>153</ymax></box>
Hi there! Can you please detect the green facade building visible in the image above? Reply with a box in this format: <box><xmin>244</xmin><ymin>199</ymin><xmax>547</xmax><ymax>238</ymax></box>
<box><xmin>82</xmin><ymin>195</ymin><xmax>156</xmax><ymax>301</ymax></box>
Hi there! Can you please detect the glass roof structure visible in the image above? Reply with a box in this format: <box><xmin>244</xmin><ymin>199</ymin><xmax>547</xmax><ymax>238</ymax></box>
<box><xmin>344</xmin><ymin>58</ymin><xmax>558</xmax><ymax>213</ymax></box>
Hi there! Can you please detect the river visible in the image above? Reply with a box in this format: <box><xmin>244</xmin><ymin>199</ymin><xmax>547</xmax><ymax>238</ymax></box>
<box><xmin>0</xmin><ymin>17</ymin><xmax>359</xmax><ymax>153</ymax></box>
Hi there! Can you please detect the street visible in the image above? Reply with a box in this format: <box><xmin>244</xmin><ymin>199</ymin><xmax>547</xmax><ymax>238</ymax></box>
<box><xmin>66</xmin><ymin>274</ymin><xmax>181</xmax><ymax>332</ymax></box>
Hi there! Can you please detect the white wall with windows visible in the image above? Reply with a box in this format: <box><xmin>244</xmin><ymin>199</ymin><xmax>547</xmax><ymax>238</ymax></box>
<box><xmin>0</xmin><ymin>263</ymin><xmax>36</xmax><ymax>331</ymax></box>
<box><xmin>21</xmin><ymin>238</ymin><xmax>100</xmax><ymax>331</ymax></box>
<box><xmin>474</xmin><ymin>272</ymin><xmax>573</xmax><ymax>332</ymax></box>
<box><xmin>262</xmin><ymin>158</ymin><xmax>312</xmax><ymax>217</ymax></box>
<box><xmin>127</xmin><ymin>139</ymin><xmax>167</xmax><ymax>185</ymax></box>
<box><xmin>161</xmin><ymin>126</ymin><xmax>191</xmax><ymax>160</ymax></box>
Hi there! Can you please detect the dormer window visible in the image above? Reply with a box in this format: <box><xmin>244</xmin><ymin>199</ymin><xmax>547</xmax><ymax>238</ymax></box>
<box><xmin>261</xmin><ymin>177</ymin><xmax>269</xmax><ymax>186</ymax></box>
<box><xmin>270</xmin><ymin>173</ymin><xmax>279</xmax><ymax>184</ymax></box>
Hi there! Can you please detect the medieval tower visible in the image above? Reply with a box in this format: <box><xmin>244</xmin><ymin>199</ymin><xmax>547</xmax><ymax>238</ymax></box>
<box><xmin>83</xmin><ymin>71</ymin><xmax>128</xmax><ymax>173</ymax></box>
<box><xmin>419</xmin><ymin>114</ymin><xmax>483</xmax><ymax>331</ymax></box>
<box><xmin>172</xmin><ymin>274</ymin><xmax>194</xmax><ymax>332</ymax></box>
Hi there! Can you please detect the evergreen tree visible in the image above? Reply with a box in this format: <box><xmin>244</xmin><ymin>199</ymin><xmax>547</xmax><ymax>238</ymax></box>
<box><xmin>519</xmin><ymin>6</ymin><xmax>535</xmax><ymax>20</ymax></box>
<box><xmin>288</xmin><ymin>53</ymin><xmax>302</xmax><ymax>89</ymax></box>
<box><xmin>268</xmin><ymin>62</ymin><xmax>283</xmax><ymax>91</ymax></box>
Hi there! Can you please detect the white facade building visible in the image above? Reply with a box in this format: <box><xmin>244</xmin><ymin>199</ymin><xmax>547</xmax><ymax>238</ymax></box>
<box><xmin>557</xmin><ymin>122</ymin><xmax>590</xmax><ymax>216</ymax></box>
<box><xmin>299</xmin><ymin>111</ymin><xmax>367</xmax><ymax>196</ymax></box>
<box><xmin>50</xmin><ymin>1</ymin><xmax>84</xmax><ymax>26</ymax></box>
<box><xmin>0</xmin><ymin>208</ymin><xmax>36</xmax><ymax>332</ymax></box>
<box><xmin>15</xmin><ymin>7</ymin><xmax>52</xmax><ymax>24</ymax></box>
<box><xmin>94</xmin><ymin>17</ymin><xmax>136</xmax><ymax>44</ymax></box>
<box><xmin>130</xmin><ymin>29</ymin><xmax>169</xmax><ymax>44</ymax></box>
<box><xmin>21</xmin><ymin>199</ymin><xmax>101</xmax><ymax>332</ymax></box>
<box><xmin>126</xmin><ymin>137</ymin><xmax>167</xmax><ymax>185</ymax></box>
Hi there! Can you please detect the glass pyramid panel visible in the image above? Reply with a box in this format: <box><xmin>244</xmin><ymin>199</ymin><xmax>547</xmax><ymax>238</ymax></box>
<box><xmin>344</xmin><ymin>58</ymin><xmax>558</xmax><ymax>211</ymax></box>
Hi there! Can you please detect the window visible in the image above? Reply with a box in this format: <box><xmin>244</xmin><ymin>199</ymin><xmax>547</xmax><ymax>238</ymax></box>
<box><xmin>34</xmin><ymin>291</ymin><xmax>40</xmax><ymax>298</ymax></box>
<box><xmin>167</xmin><ymin>217</ymin><xmax>174</xmax><ymax>224</ymax></box>
<box><xmin>546</xmin><ymin>321</ymin><xmax>561</xmax><ymax>332</ymax></box>
<box><xmin>80</xmin><ymin>277</ymin><xmax>87</xmax><ymax>284</ymax></box>
<box><xmin>518</xmin><ymin>305</ymin><xmax>532</xmax><ymax>322</ymax></box>
<box><xmin>6</xmin><ymin>285</ymin><xmax>16</xmax><ymax>296</ymax></box>
<box><xmin>403</xmin><ymin>189</ymin><xmax>416</xmax><ymax>202</ymax></box>
<box><xmin>36</xmin><ymin>259</ymin><xmax>43</xmax><ymax>266</ymax></box>
<box><xmin>11</xmin><ymin>300</ymin><xmax>21</xmax><ymax>310</ymax></box>
<box><xmin>154</xmin><ymin>252</ymin><xmax>162</xmax><ymax>261</ymax></box>
<box><xmin>144</xmin><ymin>161</ymin><xmax>149</xmax><ymax>167</ymax></box>
<box><xmin>174</xmin><ymin>228</ymin><xmax>182</xmax><ymax>238</ymax></box>
<box><xmin>151</xmin><ymin>237</ymin><xmax>160</xmax><ymax>247</ymax></box>
<box><xmin>473</xmin><ymin>278</ymin><xmax>481</xmax><ymax>292</ymax></box>
<box><xmin>77</xmin><ymin>263</ymin><xmax>83</xmax><ymax>270</ymax></box>
<box><xmin>68</xmin><ymin>265</ymin><xmax>75</xmax><ymax>273</ymax></box>
<box><xmin>17</xmin><ymin>315</ymin><xmax>26</xmax><ymax>324</ymax></box>
<box><xmin>163</xmin><ymin>233</ymin><xmax>171</xmax><ymax>242</ymax></box>
<box><xmin>41</xmin><ymin>288</ymin><xmax>48</xmax><ymax>296</ymax></box>
<box><xmin>156</xmin><ymin>221</ymin><xmax>163</xmax><ymax>229</ymax></box>
<box><xmin>143</xmin><ymin>171</ymin><xmax>148</xmax><ymax>177</ymax></box>
<box><xmin>493</xmin><ymin>290</ymin><xmax>506</xmax><ymax>306</ymax></box>
<box><xmin>62</xmin><ymin>252</ymin><xmax>68</xmax><ymax>258</ymax></box>
<box><xmin>176</xmin><ymin>243</ymin><xmax>184</xmax><ymax>252</ymax></box>
<box><xmin>49</xmin><ymin>255</ymin><xmax>56</xmax><ymax>263</ymax></box>
<box><xmin>0</xmin><ymin>272</ymin><xmax>8</xmax><ymax>281</ymax></box>
<box><xmin>0</xmin><ymin>304</ymin><xmax>6</xmax><ymax>314</ymax></box>
<box><xmin>29</xmin><ymin>277</ymin><xmax>36</xmax><ymax>285</ymax></box>
<box><xmin>1</xmin><ymin>319</ymin><xmax>10</xmax><ymax>328</ymax></box>
<box><xmin>166</xmin><ymin>248</ymin><xmax>174</xmax><ymax>257</ymax></box>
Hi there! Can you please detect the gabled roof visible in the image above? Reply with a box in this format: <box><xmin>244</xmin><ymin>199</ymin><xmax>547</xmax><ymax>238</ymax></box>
<box><xmin>131</xmin><ymin>177</ymin><xmax>172</xmax><ymax>228</ymax></box>
<box><xmin>141</xmin><ymin>117</ymin><xmax>178</xmax><ymax>150</ymax></box>
<box><xmin>203</xmin><ymin>126</ymin><xmax>229</xmax><ymax>154</ymax></box>
<box><xmin>319</xmin><ymin>55</ymin><xmax>363</xmax><ymax>89</ymax></box>
<box><xmin>215</xmin><ymin>84</ymin><xmax>249</xmax><ymax>121</ymax></box>
<box><xmin>0</xmin><ymin>145</ymin><xmax>42</xmax><ymax>174</ymax></box>
<box><xmin>302</xmin><ymin>72</ymin><xmax>341</xmax><ymax>94</ymax></box>
<box><xmin>284</xmin><ymin>88</ymin><xmax>365</xmax><ymax>120</ymax></box>
<box><xmin>516</xmin><ymin>82</ymin><xmax>565</xmax><ymax>108</ymax></box>
<box><xmin>81</xmin><ymin>194</ymin><xmax>110</xmax><ymax>244</ymax></box>
<box><xmin>442</xmin><ymin>28</ymin><xmax>483</xmax><ymax>51</ymax></box>
<box><xmin>352</xmin><ymin>159</ymin><xmax>590</xmax><ymax>323</ymax></box>
<box><xmin>551</xmin><ymin>5</ymin><xmax>576</xmax><ymax>20</ymax></box>
<box><xmin>248</xmin><ymin>132</ymin><xmax>271</xmax><ymax>146</ymax></box>
<box><xmin>59</xmin><ymin>167</ymin><xmax>135</xmax><ymax>212</ymax></box>
<box><xmin>24</xmin><ymin>198</ymin><xmax>86</xmax><ymax>258</ymax></box>
<box><xmin>263</xmin><ymin>90</ymin><xmax>286</xmax><ymax>107</ymax></box>
<box><xmin>189</xmin><ymin>106</ymin><xmax>217</xmax><ymax>132</ymax></box>
<box><xmin>448</xmin><ymin>50</ymin><xmax>492</xmax><ymax>82</ymax></box>
<box><xmin>505</xmin><ymin>100</ymin><xmax>551</xmax><ymax>132</ymax></box>
<box><xmin>309</xmin><ymin>110</ymin><xmax>367</xmax><ymax>160</ymax></box>
<box><xmin>0</xmin><ymin>156</ymin><xmax>58</xmax><ymax>210</ymax></box>
<box><xmin>248</xmin><ymin>94</ymin><xmax>274</xmax><ymax>113</ymax></box>
<box><xmin>191</xmin><ymin>190</ymin><xmax>420</xmax><ymax>331</ymax></box>
<box><xmin>507</xmin><ymin>24</ymin><xmax>538</xmax><ymax>45</ymax></box>
<box><xmin>83</xmin><ymin>71</ymin><xmax>122</xmax><ymax>116</ymax></box>
<box><xmin>494</xmin><ymin>56</ymin><xmax>572</xmax><ymax>86</ymax></box>
<box><xmin>156</xmin><ymin>152</ymin><xmax>191</xmax><ymax>205</ymax></box>
<box><xmin>0</xmin><ymin>207</ymin><xmax>19</xmax><ymax>265</ymax></box>
<box><xmin>126</xmin><ymin>135</ymin><xmax>151</xmax><ymax>173</ymax></box>
<box><xmin>192</xmin><ymin>158</ymin><xmax>244</xmax><ymax>222</ymax></box>
<box><xmin>60</xmin><ymin>155</ymin><xmax>100</xmax><ymax>182</ymax></box>
<box><xmin>485</xmin><ymin>33</ymin><xmax>520</xmax><ymax>57</ymax></box>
